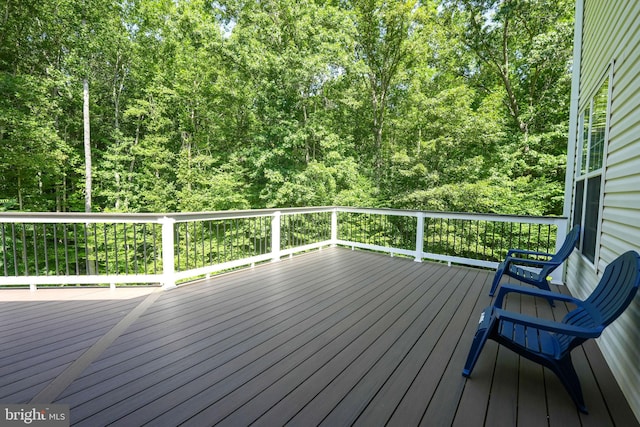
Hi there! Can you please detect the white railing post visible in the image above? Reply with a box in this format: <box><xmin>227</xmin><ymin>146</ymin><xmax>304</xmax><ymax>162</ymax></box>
<box><xmin>550</xmin><ymin>219</ymin><xmax>569</xmax><ymax>285</ymax></box>
<box><xmin>331</xmin><ymin>208</ymin><xmax>338</xmax><ymax>246</ymax></box>
<box><xmin>272</xmin><ymin>211</ymin><xmax>281</xmax><ymax>262</ymax></box>
<box><xmin>415</xmin><ymin>213</ymin><xmax>424</xmax><ymax>262</ymax></box>
<box><xmin>160</xmin><ymin>216</ymin><xmax>177</xmax><ymax>289</ymax></box>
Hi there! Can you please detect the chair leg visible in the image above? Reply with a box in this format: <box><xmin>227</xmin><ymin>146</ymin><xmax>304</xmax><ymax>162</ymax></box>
<box><xmin>463</xmin><ymin>308</ymin><xmax>494</xmax><ymax>377</ymax></box>
<box><xmin>552</xmin><ymin>355</ymin><xmax>587</xmax><ymax>413</ymax></box>
<box><xmin>489</xmin><ymin>263</ymin><xmax>506</xmax><ymax>297</ymax></box>
<box><xmin>535</xmin><ymin>278</ymin><xmax>556</xmax><ymax>308</ymax></box>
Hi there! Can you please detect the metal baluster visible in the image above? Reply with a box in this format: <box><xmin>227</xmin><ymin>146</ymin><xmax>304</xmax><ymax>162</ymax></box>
<box><xmin>231</xmin><ymin>219</ymin><xmax>236</xmax><ymax>259</ymax></box>
<box><xmin>222</xmin><ymin>221</ymin><xmax>227</xmax><ymax>262</ymax></box>
<box><xmin>175</xmin><ymin>224</ymin><xmax>180</xmax><ymax>272</ymax></box>
<box><xmin>118</xmin><ymin>223</ymin><xmax>123</xmax><ymax>274</ymax></box>
<box><xmin>462</xmin><ymin>219</ymin><xmax>467</xmax><ymax>256</ymax></box>
<box><xmin>292</xmin><ymin>215</ymin><xmax>296</xmax><ymax>248</ymax></box>
<box><xmin>216</xmin><ymin>222</ymin><xmax>221</xmax><ymax>264</ymax></box>
<box><xmin>200</xmin><ymin>221</ymin><xmax>204</xmax><ymax>268</ymax></box>
<box><xmin>466</xmin><ymin>220</ymin><xmax>471</xmax><ymax>257</ymax></box>
<box><xmin>143</xmin><ymin>223</ymin><xmax>148</xmax><ymax>275</ymax></box>
<box><xmin>208</xmin><ymin>221</ymin><xmax>213</xmax><ymax>265</ymax></box>
<box><xmin>105</xmin><ymin>224</ymin><xmax>111</xmax><ymax>275</ymax></box>
<box><xmin>152</xmin><ymin>223</ymin><xmax>158</xmax><ymax>274</ymax></box>
<box><xmin>185</xmin><ymin>222</ymin><xmax>190</xmax><ymax>269</ymax></box>
<box><xmin>93</xmin><ymin>223</ymin><xmax>99</xmax><ymax>274</ymax></box>
<box><xmin>265</xmin><ymin>216</ymin><xmax>269</xmax><ymax>254</ymax></box>
<box><xmin>20</xmin><ymin>224</ymin><xmax>28</xmax><ymax>275</ymax></box>
<box><xmin>242</xmin><ymin>218</ymin><xmax>246</xmax><ymax>257</ymax></box>
<box><xmin>252</xmin><ymin>218</ymin><xmax>257</xmax><ymax>256</ymax></box>
<box><xmin>63</xmin><ymin>224</ymin><xmax>70</xmax><ymax>275</ymax></box>
<box><xmin>481</xmin><ymin>220</ymin><xmax>487</xmax><ymax>259</ymax></box>
<box><xmin>292</xmin><ymin>215</ymin><xmax>297</xmax><ymax>248</ymax></box>
<box><xmin>236</xmin><ymin>218</ymin><xmax>240</xmax><ymax>257</ymax></box>
<box><xmin>53</xmin><ymin>224</ymin><xmax>60</xmax><ymax>275</ymax></box>
<box><xmin>424</xmin><ymin>217</ymin><xmax>429</xmax><ymax>253</ymax></box>
<box><xmin>70</xmin><ymin>224</ymin><xmax>79</xmax><ymax>274</ymax></box>
<box><xmin>11</xmin><ymin>224</ymin><xmax>18</xmax><ymax>275</ymax></box>
<box><xmin>83</xmin><ymin>224</ymin><xmax>89</xmax><ymax>275</ymax></box>
<box><xmin>175</xmin><ymin>225</ymin><xmax>181</xmax><ymax>272</ymax></box>
<box><xmin>193</xmin><ymin>221</ymin><xmax>197</xmax><ymax>269</ymax></box>
<box><xmin>1</xmin><ymin>224</ymin><xmax>7</xmax><ymax>276</ymax></box>
<box><xmin>31</xmin><ymin>224</ymin><xmax>40</xmax><ymax>276</ymax></box>
<box><xmin>362</xmin><ymin>213</ymin><xmax>366</xmax><ymax>245</ymax></box>
<box><xmin>133</xmin><ymin>223</ymin><xmax>139</xmax><ymax>274</ymax></box>
<box><xmin>263</xmin><ymin>217</ymin><xmax>268</xmax><ymax>254</ymax></box>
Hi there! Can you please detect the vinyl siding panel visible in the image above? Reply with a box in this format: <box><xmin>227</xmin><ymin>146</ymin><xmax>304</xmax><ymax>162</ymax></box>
<box><xmin>566</xmin><ymin>0</ymin><xmax>640</xmax><ymax>421</ymax></box>
<box><xmin>578</xmin><ymin>1</ymin><xmax>623</xmax><ymax>108</ymax></box>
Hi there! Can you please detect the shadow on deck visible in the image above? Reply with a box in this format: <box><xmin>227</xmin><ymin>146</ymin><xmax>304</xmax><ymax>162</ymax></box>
<box><xmin>0</xmin><ymin>247</ymin><xmax>637</xmax><ymax>426</ymax></box>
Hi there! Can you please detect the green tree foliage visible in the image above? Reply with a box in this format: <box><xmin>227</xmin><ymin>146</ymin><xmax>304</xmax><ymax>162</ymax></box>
<box><xmin>0</xmin><ymin>0</ymin><xmax>573</xmax><ymax>216</ymax></box>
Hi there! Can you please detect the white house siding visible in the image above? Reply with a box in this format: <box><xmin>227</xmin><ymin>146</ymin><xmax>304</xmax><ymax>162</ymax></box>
<box><xmin>566</xmin><ymin>0</ymin><xmax>640</xmax><ymax>419</ymax></box>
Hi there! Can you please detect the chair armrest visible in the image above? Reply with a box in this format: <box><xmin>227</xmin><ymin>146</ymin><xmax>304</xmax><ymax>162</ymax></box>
<box><xmin>493</xmin><ymin>308</ymin><xmax>602</xmax><ymax>338</ymax></box>
<box><xmin>506</xmin><ymin>248</ymin><xmax>553</xmax><ymax>258</ymax></box>
<box><xmin>494</xmin><ymin>283</ymin><xmax>580</xmax><ymax>308</ymax></box>
<box><xmin>504</xmin><ymin>256</ymin><xmax>557</xmax><ymax>267</ymax></box>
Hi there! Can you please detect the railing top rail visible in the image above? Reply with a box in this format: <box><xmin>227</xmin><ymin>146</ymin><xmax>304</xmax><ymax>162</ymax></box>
<box><xmin>0</xmin><ymin>212</ymin><xmax>166</xmax><ymax>224</ymax></box>
<box><xmin>0</xmin><ymin>207</ymin><xmax>336</xmax><ymax>224</ymax></box>
<box><xmin>168</xmin><ymin>207</ymin><xmax>335</xmax><ymax>222</ymax></box>
<box><xmin>335</xmin><ymin>207</ymin><xmax>567</xmax><ymax>225</ymax></box>
<box><xmin>0</xmin><ymin>207</ymin><xmax>566</xmax><ymax>225</ymax></box>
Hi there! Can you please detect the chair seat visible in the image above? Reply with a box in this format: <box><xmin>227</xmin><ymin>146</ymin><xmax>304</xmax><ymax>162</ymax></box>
<box><xmin>498</xmin><ymin>319</ymin><xmax>560</xmax><ymax>358</ymax></box>
<box><xmin>508</xmin><ymin>264</ymin><xmax>542</xmax><ymax>282</ymax></box>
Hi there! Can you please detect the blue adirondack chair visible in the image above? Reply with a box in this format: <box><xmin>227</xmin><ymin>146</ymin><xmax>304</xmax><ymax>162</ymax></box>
<box><xmin>462</xmin><ymin>250</ymin><xmax>640</xmax><ymax>413</ymax></box>
<box><xmin>488</xmin><ymin>225</ymin><xmax>581</xmax><ymax>305</ymax></box>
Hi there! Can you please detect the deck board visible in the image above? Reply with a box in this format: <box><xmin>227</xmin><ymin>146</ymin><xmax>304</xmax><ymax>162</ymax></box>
<box><xmin>0</xmin><ymin>247</ymin><xmax>637</xmax><ymax>426</ymax></box>
<box><xmin>0</xmin><ymin>294</ymin><xmax>148</xmax><ymax>404</ymax></box>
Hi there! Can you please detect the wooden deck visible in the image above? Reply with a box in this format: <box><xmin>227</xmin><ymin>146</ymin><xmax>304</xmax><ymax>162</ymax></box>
<box><xmin>0</xmin><ymin>247</ymin><xmax>637</xmax><ymax>426</ymax></box>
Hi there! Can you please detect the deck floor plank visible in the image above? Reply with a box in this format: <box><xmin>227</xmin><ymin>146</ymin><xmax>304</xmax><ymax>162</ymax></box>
<box><xmin>0</xmin><ymin>247</ymin><xmax>637</xmax><ymax>426</ymax></box>
<box><xmin>328</xmin><ymin>264</ymin><xmax>467</xmax><ymax>427</ymax></box>
<box><xmin>0</xmin><ymin>294</ymin><xmax>148</xmax><ymax>403</ymax></box>
<box><xmin>416</xmin><ymin>269</ymin><xmax>492</xmax><ymax>427</ymax></box>
<box><xmin>266</xmin><ymin>263</ymin><xmax>457</xmax><ymax>427</ymax></box>
<box><xmin>515</xmin><ymin>293</ymin><xmax>550</xmax><ymax>427</ymax></box>
<box><xmin>381</xmin><ymin>268</ymin><xmax>480</xmax><ymax>426</ymax></box>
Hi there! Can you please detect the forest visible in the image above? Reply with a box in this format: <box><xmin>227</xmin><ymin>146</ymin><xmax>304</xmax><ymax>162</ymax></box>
<box><xmin>0</xmin><ymin>0</ymin><xmax>574</xmax><ymax>215</ymax></box>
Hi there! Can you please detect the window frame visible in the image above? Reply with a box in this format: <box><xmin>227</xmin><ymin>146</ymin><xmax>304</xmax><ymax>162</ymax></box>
<box><xmin>572</xmin><ymin>65</ymin><xmax>613</xmax><ymax>267</ymax></box>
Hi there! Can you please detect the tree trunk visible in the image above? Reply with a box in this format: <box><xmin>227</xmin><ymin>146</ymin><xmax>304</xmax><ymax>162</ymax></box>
<box><xmin>17</xmin><ymin>174</ymin><xmax>23</xmax><ymax>210</ymax></box>
<box><xmin>83</xmin><ymin>78</ymin><xmax>92</xmax><ymax>213</ymax></box>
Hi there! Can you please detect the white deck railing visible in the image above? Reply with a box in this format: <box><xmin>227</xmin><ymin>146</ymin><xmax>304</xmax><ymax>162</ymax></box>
<box><xmin>0</xmin><ymin>207</ymin><xmax>567</xmax><ymax>290</ymax></box>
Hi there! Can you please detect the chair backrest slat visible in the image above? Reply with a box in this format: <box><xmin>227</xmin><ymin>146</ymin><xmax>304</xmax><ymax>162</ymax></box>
<box><xmin>557</xmin><ymin>251</ymin><xmax>640</xmax><ymax>354</ymax></box>
<box><xmin>549</xmin><ymin>225</ymin><xmax>581</xmax><ymax>264</ymax></box>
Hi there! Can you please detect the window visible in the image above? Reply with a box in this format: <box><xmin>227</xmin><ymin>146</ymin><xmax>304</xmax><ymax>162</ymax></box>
<box><xmin>573</xmin><ymin>75</ymin><xmax>609</xmax><ymax>263</ymax></box>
